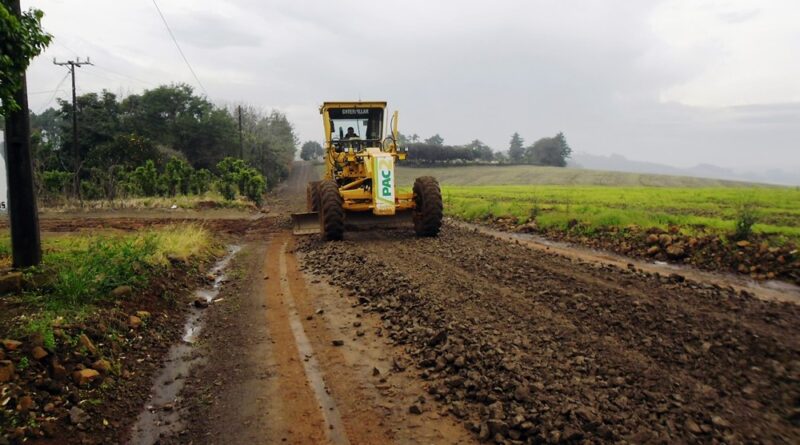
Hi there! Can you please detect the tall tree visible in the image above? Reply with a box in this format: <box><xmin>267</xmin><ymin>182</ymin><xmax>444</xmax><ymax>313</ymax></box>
<box><xmin>465</xmin><ymin>139</ymin><xmax>494</xmax><ymax>162</ymax></box>
<box><xmin>424</xmin><ymin>134</ymin><xmax>444</xmax><ymax>146</ymax></box>
<box><xmin>1</xmin><ymin>0</ymin><xmax>51</xmax><ymax>267</ymax></box>
<box><xmin>508</xmin><ymin>132</ymin><xmax>525</xmax><ymax>163</ymax></box>
<box><xmin>300</xmin><ymin>141</ymin><xmax>324</xmax><ymax>161</ymax></box>
<box><xmin>525</xmin><ymin>132</ymin><xmax>572</xmax><ymax>167</ymax></box>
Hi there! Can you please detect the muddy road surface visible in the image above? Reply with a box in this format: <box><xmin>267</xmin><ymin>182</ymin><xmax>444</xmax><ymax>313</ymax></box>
<box><xmin>149</xmin><ymin>162</ymin><xmax>798</xmax><ymax>444</ymax></box>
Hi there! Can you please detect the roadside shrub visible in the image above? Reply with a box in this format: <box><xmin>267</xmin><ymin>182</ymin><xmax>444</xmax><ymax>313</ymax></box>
<box><xmin>80</xmin><ymin>180</ymin><xmax>104</xmax><ymax>200</ymax></box>
<box><xmin>190</xmin><ymin>168</ymin><xmax>212</xmax><ymax>195</ymax></box>
<box><xmin>164</xmin><ymin>157</ymin><xmax>194</xmax><ymax>196</ymax></box>
<box><xmin>41</xmin><ymin>170</ymin><xmax>72</xmax><ymax>195</ymax></box>
<box><xmin>241</xmin><ymin>169</ymin><xmax>266</xmax><ymax>205</ymax></box>
<box><xmin>131</xmin><ymin>160</ymin><xmax>159</xmax><ymax>196</ymax></box>
<box><xmin>216</xmin><ymin>179</ymin><xmax>237</xmax><ymax>201</ymax></box>
<box><xmin>733</xmin><ymin>205</ymin><xmax>757</xmax><ymax>240</ymax></box>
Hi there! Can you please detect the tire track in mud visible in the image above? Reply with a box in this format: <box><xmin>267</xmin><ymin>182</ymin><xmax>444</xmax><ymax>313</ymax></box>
<box><xmin>299</xmin><ymin>224</ymin><xmax>800</xmax><ymax>443</ymax></box>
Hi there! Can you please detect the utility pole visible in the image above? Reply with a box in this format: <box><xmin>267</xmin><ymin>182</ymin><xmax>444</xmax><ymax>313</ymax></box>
<box><xmin>53</xmin><ymin>57</ymin><xmax>92</xmax><ymax>199</ymax></box>
<box><xmin>4</xmin><ymin>0</ymin><xmax>41</xmax><ymax>267</ymax></box>
<box><xmin>237</xmin><ymin>105</ymin><xmax>244</xmax><ymax>159</ymax></box>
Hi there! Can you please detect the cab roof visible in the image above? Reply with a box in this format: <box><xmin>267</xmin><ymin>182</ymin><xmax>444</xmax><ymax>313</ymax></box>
<box><xmin>320</xmin><ymin>101</ymin><xmax>387</xmax><ymax>113</ymax></box>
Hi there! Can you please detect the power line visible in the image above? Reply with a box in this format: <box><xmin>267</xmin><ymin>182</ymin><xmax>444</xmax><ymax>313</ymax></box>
<box><xmin>36</xmin><ymin>71</ymin><xmax>71</xmax><ymax>111</ymax></box>
<box><xmin>150</xmin><ymin>0</ymin><xmax>208</xmax><ymax>96</ymax></box>
<box><xmin>92</xmin><ymin>64</ymin><xmax>154</xmax><ymax>87</ymax></box>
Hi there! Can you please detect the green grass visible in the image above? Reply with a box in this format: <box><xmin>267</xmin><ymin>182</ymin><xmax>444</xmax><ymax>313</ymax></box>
<box><xmin>0</xmin><ymin>224</ymin><xmax>221</xmax><ymax>340</ymax></box>
<box><xmin>443</xmin><ymin>185</ymin><xmax>800</xmax><ymax>242</ymax></box>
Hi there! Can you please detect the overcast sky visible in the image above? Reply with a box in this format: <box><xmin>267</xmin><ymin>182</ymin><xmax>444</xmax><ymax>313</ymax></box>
<box><xmin>21</xmin><ymin>0</ymin><xmax>800</xmax><ymax>173</ymax></box>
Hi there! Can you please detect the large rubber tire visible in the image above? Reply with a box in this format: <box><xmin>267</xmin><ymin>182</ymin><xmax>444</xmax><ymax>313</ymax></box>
<box><xmin>319</xmin><ymin>180</ymin><xmax>344</xmax><ymax>241</ymax></box>
<box><xmin>413</xmin><ymin>176</ymin><xmax>443</xmax><ymax>237</ymax></box>
<box><xmin>306</xmin><ymin>181</ymin><xmax>321</xmax><ymax>212</ymax></box>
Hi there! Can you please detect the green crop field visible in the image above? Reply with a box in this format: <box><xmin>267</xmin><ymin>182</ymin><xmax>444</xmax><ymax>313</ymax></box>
<box><xmin>442</xmin><ymin>185</ymin><xmax>800</xmax><ymax>241</ymax></box>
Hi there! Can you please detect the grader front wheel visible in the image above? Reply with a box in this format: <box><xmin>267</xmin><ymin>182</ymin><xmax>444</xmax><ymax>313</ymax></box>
<box><xmin>306</xmin><ymin>181</ymin><xmax>320</xmax><ymax>212</ymax></box>
<box><xmin>413</xmin><ymin>176</ymin><xmax>443</xmax><ymax>237</ymax></box>
<box><xmin>319</xmin><ymin>180</ymin><xmax>344</xmax><ymax>241</ymax></box>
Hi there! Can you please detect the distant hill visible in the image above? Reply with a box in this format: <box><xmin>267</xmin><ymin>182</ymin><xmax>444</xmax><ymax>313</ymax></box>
<box><xmin>393</xmin><ymin>164</ymin><xmax>774</xmax><ymax>188</ymax></box>
<box><xmin>568</xmin><ymin>152</ymin><xmax>800</xmax><ymax>186</ymax></box>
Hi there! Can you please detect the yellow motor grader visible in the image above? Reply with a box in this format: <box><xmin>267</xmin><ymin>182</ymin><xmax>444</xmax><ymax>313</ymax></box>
<box><xmin>292</xmin><ymin>101</ymin><xmax>443</xmax><ymax>240</ymax></box>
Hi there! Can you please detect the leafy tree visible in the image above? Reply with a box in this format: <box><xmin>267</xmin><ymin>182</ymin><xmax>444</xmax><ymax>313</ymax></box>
<box><xmin>121</xmin><ymin>84</ymin><xmax>237</xmax><ymax>169</ymax></box>
<box><xmin>508</xmin><ymin>132</ymin><xmax>525</xmax><ymax>163</ymax></box>
<box><xmin>239</xmin><ymin>168</ymin><xmax>266</xmax><ymax>205</ymax></box>
<box><xmin>216</xmin><ymin>157</ymin><xmax>245</xmax><ymax>201</ymax></box>
<box><xmin>28</xmin><ymin>84</ymin><xmax>297</xmax><ymax>202</ymax></box>
<box><xmin>300</xmin><ymin>141</ymin><xmax>324</xmax><ymax>161</ymax></box>
<box><xmin>131</xmin><ymin>160</ymin><xmax>159</xmax><ymax>196</ymax></box>
<box><xmin>215</xmin><ymin>157</ymin><xmax>266</xmax><ymax>204</ymax></box>
<box><xmin>40</xmin><ymin>170</ymin><xmax>71</xmax><ymax>201</ymax></box>
<box><xmin>525</xmin><ymin>132</ymin><xmax>572</xmax><ymax>167</ymax></box>
<box><xmin>163</xmin><ymin>157</ymin><xmax>193</xmax><ymax>196</ymax></box>
<box><xmin>424</xmin><ymin>134</ymin><xmax>444</xmax><ymax>146</ymax></box>
<box><xmin>56</xmin><ymin>91</ymin><xmax>121</xmax><ymax>179</ymax></box>
<box><xmin>465</xmin><ymin>139</ymin><xmax>494</xmax><ymax>162</ymax></box>
<box><xmin>190</xmin><ymin>168</ymin><xmax>212</xmax><ymax>195</ymax></box>
<box><xmin>86</xmin><ymin>133</ymin><xmax>160</xmax><ymax>172</ymax></box>
<box><xmin>0</xmin><ymin>3</ymin><xmax>52</xmax><ymax>115</ymax></box>
<box><xmin>406</xmin><ymin>143</ymin><xmax>478</xmax><ymax>164</ymax></box>
<box><xmin>244</xmin><ymin>110</ymin><xmax>297</xmax><ymax>188</ymax></box>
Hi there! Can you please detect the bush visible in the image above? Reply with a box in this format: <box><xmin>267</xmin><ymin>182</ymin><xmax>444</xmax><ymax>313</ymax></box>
<box><xmin>164</xmin><ymin>157</ymin><xmax>194</xmax><ymax>196</ymax></box>
<box><xmin>80</xmin><ymin>180</ymin><xmax>104</xmax><ymax>200</ymax></box>
<box><xmin>131</xmin><ymin>160</ymin><xmax>159</xmax><ymax>196</ymax></box>
<box><xmin>190</xmin><ymin>168</ymin><xmax>212</xmax><ymax>195</ymax></box>
<box><xmin>41</xmin><ymin>170</ymin><xmax>72</xmax><ymax>195</ymax></box>
<box><xmin>734</xmin><ymin>205</ymin><xmax>757</xmax><ymax>240</ymax></box>
<box><xmin>216</xmin><ymin>179</ymin><xmax>236</xmax><ymax>201</ymax></box>
<box><xmin>214</xmin><ymin>157</ymin><xmax>266</xmax><ymax>203</ymax></box>
<box><xmin>241</xmin><ymin>169</ymin><xmax>266</xmax><ymax>205</ymax></box>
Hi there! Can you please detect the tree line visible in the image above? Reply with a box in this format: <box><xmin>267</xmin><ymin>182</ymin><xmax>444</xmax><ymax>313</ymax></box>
<box><xmin>29</xmin><ymin>83</ymin><xmax>298</xmax><ymax>203</ymax></box>
<box><xmin>298</xmin><ymin>132</ymin><xmax>572</xmax><ymax>167</ymax></box>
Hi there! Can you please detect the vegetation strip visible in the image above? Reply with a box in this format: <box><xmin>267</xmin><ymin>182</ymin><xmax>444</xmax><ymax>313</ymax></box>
<box><xmin>0</xmin><ymin>224</ymin><xmax>220</xmax><ymax>444</ymax></box>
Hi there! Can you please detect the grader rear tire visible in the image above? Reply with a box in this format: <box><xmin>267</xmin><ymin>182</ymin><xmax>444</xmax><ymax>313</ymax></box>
<box><xmin>306</xmin><ymin>181</ymin><xmax>321</xmax><ymax>212</ymax></box>
<box><xmin>413</xmin><ymin>176</ymin><xmax>443</xmax><ymax>237</ymax></box>
<box><xmin>319</xmin><ymin>180</ymin><xmax>344</xmax><ymax>241</ymax></box>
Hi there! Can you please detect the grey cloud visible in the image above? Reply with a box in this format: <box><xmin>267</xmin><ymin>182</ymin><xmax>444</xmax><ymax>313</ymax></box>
<box><xmin>170</xmin><ymin>13</ymin><xmax>261</xmax><ymax>49</ymax></box>
<box><xmin>24</xmin><ymin>0</ymin><xmax>800</xmax><ymax>178</ymax></box>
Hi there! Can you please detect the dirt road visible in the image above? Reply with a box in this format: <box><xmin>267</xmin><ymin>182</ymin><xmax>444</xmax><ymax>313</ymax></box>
<box><xmin>159</xmin><ymin>162</ymin><xmax>799</xmax><ymax>444</ymax></box>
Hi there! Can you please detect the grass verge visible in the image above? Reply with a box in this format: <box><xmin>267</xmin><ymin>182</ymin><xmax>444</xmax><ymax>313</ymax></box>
<box><xmin>1</xmin><ymin>224</ymin><xmax>221</xmax><ymax>338</ymax></box>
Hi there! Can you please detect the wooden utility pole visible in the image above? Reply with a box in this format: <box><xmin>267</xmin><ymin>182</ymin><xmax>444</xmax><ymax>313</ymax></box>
<box><xmin>237</xmin><ymin>105</ymin><xmax>244</xmax><ymax>159</ymax></box>
<box><xmin>4</xmin><ymin>0</ymin><xmax>42</xmax><ymax>267</ymax></box>
<box><xmin>53</xmin><ymin>57</ymin><xmax>92</xmax><ymax>199</ymax></box>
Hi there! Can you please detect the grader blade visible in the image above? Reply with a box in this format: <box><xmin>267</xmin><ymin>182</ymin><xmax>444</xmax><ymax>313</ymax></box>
<box><xmin>291</xmin><ymin>212</ymin><xmax>320</xmax><ymax>235</ymax></box>
<box><xmin>344</xmin><ymin>211</ymin><xmax>412</xmax><ymax>231</ymax></box>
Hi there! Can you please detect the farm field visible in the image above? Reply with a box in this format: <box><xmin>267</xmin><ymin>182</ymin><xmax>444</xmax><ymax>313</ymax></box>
<box><xmin>442</xmin><ymin>184</ymin><xmax>800</xmax><ymax>242</ymax></box>
<box><xmin>394</xmin><ymin>164</ymin><xmax>800</xmax><ymax>283</ymax></box>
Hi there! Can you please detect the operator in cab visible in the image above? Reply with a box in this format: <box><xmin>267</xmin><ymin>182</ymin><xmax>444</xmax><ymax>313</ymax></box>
<box><xmin>344</xmin><ymin>127</ymin><xmax>359</xmax><ymax>139</ymax></box>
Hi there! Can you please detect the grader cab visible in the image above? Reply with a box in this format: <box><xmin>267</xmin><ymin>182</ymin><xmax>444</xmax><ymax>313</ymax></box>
<box><xmin>292</xmin><ymin>101</ymin><xmax>443</xmax><ymax>240</ymax></box>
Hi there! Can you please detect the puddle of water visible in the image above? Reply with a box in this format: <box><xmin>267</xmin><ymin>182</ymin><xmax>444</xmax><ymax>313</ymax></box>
<box><xmin>127</xmin><ymin>245</ymin><xmax>240</xmax><ymax>445</ymax></box>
